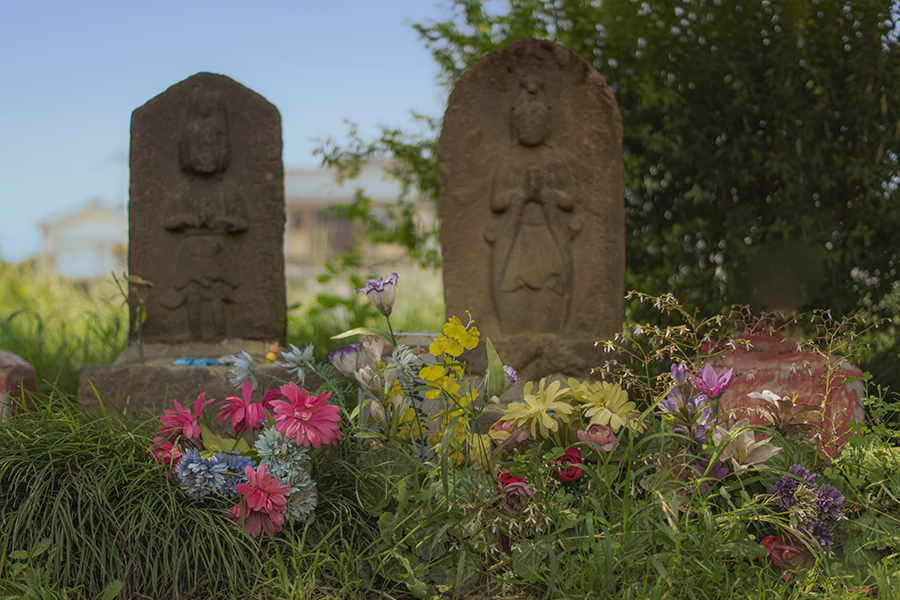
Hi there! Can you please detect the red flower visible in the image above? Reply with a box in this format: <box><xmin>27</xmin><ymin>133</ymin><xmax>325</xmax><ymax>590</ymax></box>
<box><xmin>159</xmin><ymin>392</ymin><xmax>214</xmax><ymax>441</ymax></box>
<box><xmin>270</xmin><ymin>382</ymin><xmax>342</xmax><ymax>448</ymax></box>
<box><xmin>553</xmin><ymin>446</ymin><xmax>584</xmax><ymax>482</ymax></box>
<box><xmin>231</xmin><ymin>464</ymin><xmax>291</xmax><ymax>538</ymax></box>
<box><xmin>498</xmin><ymin>470</ymin><xmax>533</xmax><ymax>513</ymax></box>
<box><xmin>219</xmin><ymin>380</ymin><xmax>266</xmax><ymax>435</ymax></box>
<box><xmin>761</xmin><ymin>534</ymin><xmax>816</xmax><ymax>581</ymax></box>
<box><xmin>150</xmin><ymin>436</ymin><xmax>182</xmax><ymax>476</ymax></box>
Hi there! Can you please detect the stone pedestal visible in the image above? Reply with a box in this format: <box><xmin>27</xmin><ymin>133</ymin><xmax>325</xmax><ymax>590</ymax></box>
<box><xmin>78</xmin><ymin>341</ymin><xmax>316</xmax><ymax>422</ymax></box>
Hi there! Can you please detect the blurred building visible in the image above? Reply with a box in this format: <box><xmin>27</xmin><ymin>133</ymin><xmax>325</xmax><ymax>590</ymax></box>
<box><xmin>284</xmin><ymin>159</ymin><xmax>437</xmax><ymax>286</ymax></box>
<box><xmin>38</xmin><ymin>199</ymin><xmax>127</xmax><ymax>280</ymax></box>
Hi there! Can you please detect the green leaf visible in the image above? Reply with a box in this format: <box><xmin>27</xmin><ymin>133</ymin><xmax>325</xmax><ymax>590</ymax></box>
<box><xmin>101</xmin><ymin>580</ymin><xmax>124</xmax><ymax>600</ymax></box>
<box><xmin>485</xmin><ymin>337</ymin><xmax>505</xmax><ymax>399</ymax></box>
<box><xmin>331</xmin><ymin>327</ymin><xmax>392</xmax><ymax>341</ymax></box>
<box><xmin>9</xmin><ymin>550</ymin><xmax>28</xmax><ymax>560</ymax></box>
<box><xmin>199</xmin><ymin>422</ymin><xmax>250</xmax><ymax>453</ymax></box>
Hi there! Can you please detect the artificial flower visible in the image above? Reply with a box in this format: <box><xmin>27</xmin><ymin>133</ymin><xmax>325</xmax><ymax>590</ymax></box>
<box><xmin>159</xmin><ymin>392</ymin><xmax>214</xmax><ymax>441</ymax></box>
<box><xmin>429</xmin><ymin>315</ymin><xmax>479</xmax><ymax>358</ymax></box>
<box><xmin>761</xmin><ymin>534</ymin><xmax>816</xmax><ymax>581</ymax></box>
<box><xmin>502</xmin><ymin>378</ymin><xmax>576</xmax><ymax>439</ymax></box>
<box><xmin>577</xmin><ymin>422</ymin><xmax>617</xmax><ymax>452</ymax></box>
<box><xmin>326</xmin><ymin>342</ymin><xmax>373</xmax><ymax>377</ymax></box>
<box><xmin>670</xmin><ymin>363</ymin><xmax>689</xmax><ymax>386</ymax></box>
<box><xmin>498</xmin><ymin>470</ymin><xmax>533</xmax><ymax>513</ymax></box>
<box><xmin>231</xmin><ymin>464</ymin><xmax>290</xmax><ymax>537</ymax></box>
<box><xmin>769</xmin><ymin>464</ymin><xmax>844</xmax><ymax>549</ymax></box>
<box><xmin>280</xmin><ymin>344</ymin><xmax>315</xmax><ymax>386</ymax></box>
<box><xmin>468</xmin><ymin>433</ymin><xmax>495</xmax><ymax>475</ymax></box>
<box><xmin>692</xmin><ymin>364</ymin><xmax>735</xmax><ymax>397</ymax></box>
<box><xmin>219</xmin><ymin>379</ymin><xmax>266</xmax><ymax>435</ymax></box>
<box><xmin>229</xmin><ymin>350</ymin><xmax>259</xmax><ymax>390</ymax></box>
<box><xmin>389</xmin><ymin>344</ymin><xmax>418</xmax><ymax>387</ymax></box>
<box><xmin>504</xmin><ymin>365</ymin><xmax>523</xmax><ymax>385</ymax></box>
<box><xmin>357</xmin><ymin>273</ymin><xmax>399</xmax><ymax>317</ymax></box>
<box><xmin>175</xmin><ymin>449</ymin><xmax>231</xmax><ymax>498</ymax></box>
<box><xmin>748</xmin><ymin>390</ymin><xmax>824</xmax><ymax>437</ymax></box>
<box><xmin>150</xmin><ymin>436</ymin><xmax>183</xmax><ymax>467</ymax></box>
<box><xmin>581</xmin><ymin>382</ymin><xmax>640</xmax><ymax>433</ymax></box>
<box><xmin>490</xmin><ymin>419</ymin><xmax>530</xmax><ymax>445</ymax></box>
<box><xmin>711</xmin><ymin>420</ymin><xmax>781</xmax><ymax>472</ymax></box>
<box><xmin>553</xmin><ymin>446</ymin><xmax>584</xmax><ymax>482</ymax></box>
<box><xmin>270</xmin><ymin>382</ymin><xmax>343</xmax><ymax>448</ymax></box>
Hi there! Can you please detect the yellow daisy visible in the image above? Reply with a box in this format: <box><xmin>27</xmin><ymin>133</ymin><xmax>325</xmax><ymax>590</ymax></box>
<box><xmin>502</xmin><ymin>378</ymin><xmax>577</xmax><ymax>439</ymax></box>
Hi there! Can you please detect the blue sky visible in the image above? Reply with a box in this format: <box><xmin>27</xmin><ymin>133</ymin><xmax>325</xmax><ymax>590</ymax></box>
<box><xmin>0</xmin><ymin>1</ymin><xmax>449</xmax><ymax>262</ymax></box>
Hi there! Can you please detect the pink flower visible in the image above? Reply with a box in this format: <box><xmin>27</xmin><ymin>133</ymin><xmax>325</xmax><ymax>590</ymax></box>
<box><xmin>761</xmin><ymin>534</ymin><xmax>816</xmax><ymax>581</ymax></box>
<box><xmin>270</xmin><ymin>382</ymin><xmax>343</xmax><ymax>448</ymax></box>
<box><xmin>577</xmin><ymin>423</ymin><xmax>617</xmax><ymax>452</ymax></box>
<box><xmin>231</xmin><ymin>464</ymin><xmax>291</xmax><ymax>538</ymax></box>
<box><xmin>159</xmin><ymin>392</ymin><xmax>214</xmax><ymax>441</ymax></box>
<box><xmin>692</xmin><ymin>364</ymin><xmax>735</xmax><ymax>396</ymax></box>
<box><xmin>498</xmin><ymin>470</ymin><xmax>533</xmax><ymax>513</ymax></box>
<box><xmin>492</xmin><ymin>419</ymin><xmax>530</xmax><ymax>444</ymax></box>
<box><xmin>219</xmin><ymin>380</ymin><xmax>266</xmax><ymax>435</ymax></box>
<box><xmin>150</xmin><ymin>436</ymin><xmax>183</xmax><ymax>472</ymax></box>
<box><xmin>553</xmin><ymin>446</ymin><xmax>584</xmax><ymax>482</ymax></box>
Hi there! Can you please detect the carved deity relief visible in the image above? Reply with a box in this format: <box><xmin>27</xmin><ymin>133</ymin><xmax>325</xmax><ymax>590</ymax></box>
<box><xmin>158</xmin><ymin>87</ymin><xmax>249</xmax><ymax>341</ymax></box>
<box><xmin>485</xmin><ymin>76</ymin><xmax>581</xmax><ymax>334</ymax></box>
<box><xmin>439</xmin><ymin>39</ymin><xmax>624</xmax><ymax>380</ymax></box>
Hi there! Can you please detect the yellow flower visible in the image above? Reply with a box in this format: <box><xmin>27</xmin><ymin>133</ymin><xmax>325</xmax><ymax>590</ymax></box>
<box><xmin>501</xmin><ymin>378</ymin><xmax>577</xmax><ymax>439</ymax></box>
<box><xmin>429</xmin><ymin>315</ymin><xmax>480</xmax><ymax>358</ymax></box>
<box><xmin>581</xmin><ymin>382</ymin><xmax>640</xmax><ymax>432</ymax></box>
<box><xmin>397</xmin><ymin>406</ymin><xmax>427</xmax><ymax>441</ymax></box>
<box><xmin>468</xmin><ymin>433</ymin><xmax>495</xmax><ymax>475</ymax></box>
<box><xmin>419</xmin><ymin>364</ymin><xmax>445</xmax><ymax>381</ymax></box>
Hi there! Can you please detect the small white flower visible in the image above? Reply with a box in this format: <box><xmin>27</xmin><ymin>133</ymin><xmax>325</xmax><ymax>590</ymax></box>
<box><xmin>281</xmin><ymin>344</ymin><xmax>315</xmax><ymax>386</ymax></box>
<box><xmin>229</xmin><ymin>350</ymin><xmax>258</xmax><ymax>390</ymax></box>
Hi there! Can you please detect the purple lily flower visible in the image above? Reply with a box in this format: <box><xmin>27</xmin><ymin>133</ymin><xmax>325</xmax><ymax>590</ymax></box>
<box><xmin>503</xmin><ymin>365</ymin><xmax>523</xmax><ymax>385</ymax></box>
<box><xmin>357</xmin><ymin>273</ymin><xmax>399</xmax><ymax>317</ymax></box>
<box><xmin>692</xmin><ymin>364</ymin><xmax>735</xmax><ymax>396</ymax></box>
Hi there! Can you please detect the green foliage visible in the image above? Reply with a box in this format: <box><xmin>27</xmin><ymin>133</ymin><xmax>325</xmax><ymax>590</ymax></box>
<box><xmin>319</xmin><ymin>0</ymin><xmax>900</xmax><ymax>325</ymax></box>
<box><xmin>0</xmin><ymin>261</ymin><xmax>127</xmax><ymax>395</ymax></box>
<box><xmin>0</xmin><ymin>393</ymin><xmax>264</xmax><ymax>599</ymax></box>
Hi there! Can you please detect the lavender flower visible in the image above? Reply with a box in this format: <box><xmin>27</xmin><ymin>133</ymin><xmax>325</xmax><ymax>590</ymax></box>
<box><xmin>692</xmin><ymin>364</ymin><xmax>735</xmax><ymax>396</ymax></box>
<box><xmin>357</xmin><ymin>273</ymin><xmax>399</xmax><ymax>317</ymax></box>
<box><xmin>504</xmin><ymin>365</ymin><xmax>523</xmax><ymax>385</ymax></box>
<box><xmin>175</xmin><ymin>449</ymin><xmax>229</xmax><ymax>498</ymax></box>
<box><xmin>769</xmin><ymin>464</ymin><xmax>845</xmax><ymax>549</ymax></box>
<box><xmin>671</xmin><ymin>363</ymin><xmax>689</xmax><ymax>386</ymax></box>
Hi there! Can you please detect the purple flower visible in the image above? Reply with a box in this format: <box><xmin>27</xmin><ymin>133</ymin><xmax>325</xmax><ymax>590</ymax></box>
<box><xmin>769</xmin><ymin>464</ymin><xmax>844</xmax><ymax>550</ymax></box>
<box><xmin>326</xmin><ymin>342</ymin><xmax>373</xmax><ymax>376</ymax></box>
<box><xmin>357</xmin><ymin>273</ymin><xmax>399</xmax><ymax>317</ymax></box>
<box><xmin>694</xmin><ymin>458</ymin><xmax>729</xmax><ymax>495</ymax></box>
<box><xmin>503</xmin><ymin>365</ymin><xmax>522</xmax><ymax>385</ymax></box>
<box><xmin>817</xmin><ymin>484</ymin><xmax>844</xmax><ymax>521</ymax></box>
<box><xmin>671</xmin><ymin>363</ymin><xmax>689</xmax><ymax>386</ymax></box>
<box><xmin>692</xmin><ymin>364</ymin><xmax>735</xmax><ymax>396</ymax></box>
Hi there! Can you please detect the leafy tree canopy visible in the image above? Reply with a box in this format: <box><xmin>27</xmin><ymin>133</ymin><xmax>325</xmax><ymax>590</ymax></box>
<box><xmin>319</xmin><ymin>0</ymin><xmax>900</xmax><ymax>322</ymax></box>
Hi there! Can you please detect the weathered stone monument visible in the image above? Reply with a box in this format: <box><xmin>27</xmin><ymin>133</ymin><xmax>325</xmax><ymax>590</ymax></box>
<box><xmin>79</xmin><ymin>72</ymin><xmax>287</xmax><ymax>418</ymax></box>
<box><xmin>439</xmin><ymin>38</ymin><xmax>624</xmax><ymax>380</ymax></box>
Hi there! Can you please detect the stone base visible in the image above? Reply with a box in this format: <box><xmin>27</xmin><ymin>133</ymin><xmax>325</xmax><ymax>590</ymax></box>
<box><xmin>78</xmin><ymin>340</ymin><xmax>319</xmax><ymax>423</ymax></box>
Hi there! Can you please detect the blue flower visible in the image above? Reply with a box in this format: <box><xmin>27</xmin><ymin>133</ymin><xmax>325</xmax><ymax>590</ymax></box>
<box><xmin>175</xmin><ymin>449</ymin><xmax>229</xmax><ymax>498</ymax></box>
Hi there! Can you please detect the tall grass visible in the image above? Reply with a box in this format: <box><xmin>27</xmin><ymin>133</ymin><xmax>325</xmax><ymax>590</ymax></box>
<box><xmin>0</xmin><ymin>261</ymin><xmax>127</xmax><ymax>395</ymax></box>
<box><xmin>0</xmin><ymin>391</ymin><xmax>266</xmax><ymax>599</ymax></box>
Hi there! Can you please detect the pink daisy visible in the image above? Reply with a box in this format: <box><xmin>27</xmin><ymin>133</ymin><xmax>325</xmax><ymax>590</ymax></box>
<box><xmin>150</xmin><ymin>436</ymin><xmax>183</xmax><ymax>471</ymax></box>
<box><xmin>269</xmin><ymin>382</ymin><xmax>343</xmax><ymax>448</ymax></box>
<box><xmin>219</xmin><ymin>380</ymin><xmax>266</xmax><ymax>435</ymax></box>
<box><xmin>231</xmin><ymin>464</ymin><xmax>290</xmax><ymax>537</ymax></box>
<box><xmin>159</xmin><ymin>392</ymin><xmax>214</xmax><ymax>441</ymax></box>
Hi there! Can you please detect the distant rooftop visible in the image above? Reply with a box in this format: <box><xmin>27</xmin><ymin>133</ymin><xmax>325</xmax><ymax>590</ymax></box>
<box><xmin>285</xmin><ymin>159</ymin><xmax>411</xmax><ymax>206</ymax></box>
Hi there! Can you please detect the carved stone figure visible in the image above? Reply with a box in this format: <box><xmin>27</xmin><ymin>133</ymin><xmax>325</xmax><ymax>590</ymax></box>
<box><xmin>129</xmin><ymin>72</ymin><xmax>286</xmax><ymax>344</ymax></box>
<box><xmin>439</xmin><ymin>39</ymin><xmax>624</xmax><ymax>380</ymax></box>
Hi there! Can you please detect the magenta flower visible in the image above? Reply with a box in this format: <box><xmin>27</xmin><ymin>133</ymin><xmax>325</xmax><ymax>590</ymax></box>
<box><xmin>231</xmin><ymin>464</ymin><xmax>290</xmax><ymax>537</ymax></box>
<box><xmin>357</xmin><ymin>273</ymin><xmax>399</xmax><ymax>317</ymax></box>
<box><xmin>577</xmin><ymin>422</ymin><xmax>617</xmax><ymax>452</ymax></box>
<box><xmin>692</xmin><ymin>364</ymin><xmax>735</xmax><ymax>396</ymax></box>
<box><xmin>219</xmin><ymin>380</ymin><xmax>266</xmax><ymax>435</ymax></box>
<box><xmin>150</xmin><ymin>436</ymin><xmax>183</xmax><ymax>470</ymax></box>
<box><xmin>270</xmin><ymin>382</ymin><xmax>343</xmax><ymax>448</ymax></box>
<box><xmin>159</xmin><ymin>392</ymin><xmax>214</xmax><ymax>441</ymax></box>
<box><xmin>498</xmin><ymin>470</ymin><xmax>533</xmax><ymax>513</ymax></box>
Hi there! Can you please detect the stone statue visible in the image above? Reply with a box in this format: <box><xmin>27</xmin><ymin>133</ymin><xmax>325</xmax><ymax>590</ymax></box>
<box><xmin>439</xmin><ymin>39</ymin><xmax>624</xmax><ymax>380</ymax></box>
<box><xmin>486</xmin><ymin>75</ymin><xmax>579</xmax><ymax>334</ymax></box>
<box><xmin>159</xmin><ymin>87</ymin><xmax>249</xmax><ymax>340</ymax></box>
<box><xmin>129</xmin><ymin>72</ymin><xmax>286</xmax><ymax>344</ymax></box>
